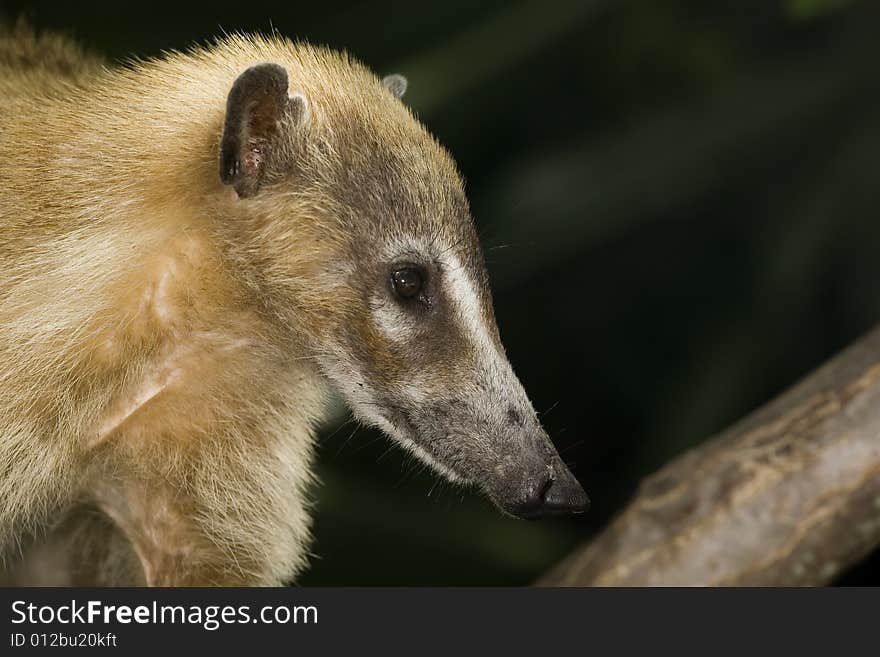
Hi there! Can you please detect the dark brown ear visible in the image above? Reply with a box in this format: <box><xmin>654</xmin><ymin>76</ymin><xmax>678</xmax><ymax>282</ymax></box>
<box><xmin>219</xmin><ymin>63</ymin><xmax>308</xmax><ymax>198</ymax></box>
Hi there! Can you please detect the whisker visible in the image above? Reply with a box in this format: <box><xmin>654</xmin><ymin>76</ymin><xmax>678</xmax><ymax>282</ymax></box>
<box><xmin>348</xmin><ymin>432</ymin><xmax>387</xmax><ymax>456</ymax></box>
<box><xmin>558</xmin><ymin>438</ymin><xmax>584</xmax><ymax>455</ymax></box>
<box><xmin>539</xmin><ymin>400</ymin><xmax>561</xmax><ymax>418</ymax></box>
<box><xmin>375</xmin><ymin>444</ymin><xmax>397</xmax><ymax>464</ymax></box>
<box><xmin>332</xmin><ymin>422</ymin><xmax>361</xmax><ymax>459</ymax></box>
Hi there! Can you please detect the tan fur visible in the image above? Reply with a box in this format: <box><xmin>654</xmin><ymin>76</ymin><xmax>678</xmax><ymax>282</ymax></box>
<box><xmin>0</xmin><ymin>27</ymin><xmax>436</xmax><ymax>585</ymax></box>
<box><xmin>0</xmin><ymin>24</ymin><xmax>586</xmax><ymax>585</ymax></box>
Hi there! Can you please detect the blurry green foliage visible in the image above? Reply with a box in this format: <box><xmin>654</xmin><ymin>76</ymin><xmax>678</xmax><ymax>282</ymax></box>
<box><xmin>784</xmin><ymin>0</ymin><xmax>855</xmax><ymax>21</ymax></box>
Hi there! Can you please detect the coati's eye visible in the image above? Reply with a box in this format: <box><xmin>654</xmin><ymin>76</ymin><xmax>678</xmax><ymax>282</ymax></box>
<box><xmin>391</xmin><ymin>267</ymin><xmax>424</xmax><ymax>300</ymax></box>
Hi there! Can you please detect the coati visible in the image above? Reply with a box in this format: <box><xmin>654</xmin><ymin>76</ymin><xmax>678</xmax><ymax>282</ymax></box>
<box><xmin>0</xmin><ymin>24</ymin><xmax>588</xmax><ymax>586</ymax></box>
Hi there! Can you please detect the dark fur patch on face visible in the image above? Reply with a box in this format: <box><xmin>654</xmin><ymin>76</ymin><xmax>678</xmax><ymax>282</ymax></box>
<box><xmin>343</xmin><ymin>257</ymin><xmax>473</xmax><ymax>392</ymax></box>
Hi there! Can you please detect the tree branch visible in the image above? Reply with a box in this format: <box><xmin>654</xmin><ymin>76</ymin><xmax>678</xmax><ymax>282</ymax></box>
<box><xmin>539</xmin><ymin>327</ymin><xmax>880</xmax><ymax>586</ymax></box>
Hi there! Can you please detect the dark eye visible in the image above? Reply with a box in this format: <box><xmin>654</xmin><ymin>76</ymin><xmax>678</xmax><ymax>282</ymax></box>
<box><xmin>391</xmin><ymin>267</ymin><xmax>424</xmax><ymax>299</ymax></box>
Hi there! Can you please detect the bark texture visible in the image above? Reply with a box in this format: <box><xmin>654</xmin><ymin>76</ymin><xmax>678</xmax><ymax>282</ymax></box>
<box><xmin>540</xmin><ymin>328</ymin><xmax>880</xmax><ymax>586</ymax></box>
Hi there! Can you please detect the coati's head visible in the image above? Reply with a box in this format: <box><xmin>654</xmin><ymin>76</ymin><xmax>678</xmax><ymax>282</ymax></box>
<box><xmin>216</xmin><ymin>52</ymin><xmax>587</xmax><ymax>519</ymax></box>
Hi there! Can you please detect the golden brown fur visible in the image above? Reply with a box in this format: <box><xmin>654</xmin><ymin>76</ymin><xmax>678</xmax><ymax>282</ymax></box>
<box><xmin>0</xmin><ymin>21</ymin><xmax>103</xmax><ymax>97</ymax></box>
<box><xmin>0</xmin><ymin>27</ymin><xmax>405</xmax><ymax>585</ymax></box>
<box><xmin>0</xmin><ymin>25</ymin><xmax>588</xmax><ymax>585</ymax></box>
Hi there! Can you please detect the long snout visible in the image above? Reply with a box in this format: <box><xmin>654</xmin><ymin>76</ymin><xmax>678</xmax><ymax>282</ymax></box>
<box><xmin>387</xmin><ymin>349</ymin><xmax>590</xmax><ymax>520</ymax></box>
<box><xmin>500</xmin><ymin>456</ymin><xmax>589</xmax><ymax>519</ymax></box>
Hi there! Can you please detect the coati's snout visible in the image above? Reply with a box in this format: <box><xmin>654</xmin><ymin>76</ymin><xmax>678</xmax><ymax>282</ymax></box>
<box><xmin>314</xmin><ymin>242</ymin><xmax>590</xmax><ymax>519</ymax></box>
<box><xmin>390</xmin><ymin>382</ymin><xmax>590</xmax><ymax>520</ymax></box>
<box><xmin>218</xmin><ymin>61</ymin><xmax>588</xmax><ymax>519</ymax></box>
<box><xmin>311</xmin><ymin>240</ymin><xmax>590</xmax><ymax>519</ymax></box>
<box><xmin>494</xmin><ymin>449</ymin><xmax>590</xmax><ymax>519</ymax></box>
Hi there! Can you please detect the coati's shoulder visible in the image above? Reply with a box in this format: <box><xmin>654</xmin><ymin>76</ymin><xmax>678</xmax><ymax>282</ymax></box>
<box><xmin>0</xmin><ymin>21</ymin><xmax>103</xmax><ymax>100</ymax></box>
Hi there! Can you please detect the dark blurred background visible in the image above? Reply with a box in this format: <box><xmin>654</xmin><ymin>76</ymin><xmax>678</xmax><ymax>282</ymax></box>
<box><xmin>5</xmin><ymin>0</ymin><xmax>880</xmax><ymax>585</ymax></box>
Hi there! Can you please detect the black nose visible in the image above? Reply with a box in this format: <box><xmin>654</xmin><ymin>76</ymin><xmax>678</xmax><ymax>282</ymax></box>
<box><xmin>510</xmin><ymin>469</ymin><xmax>590</xmax><ymax>519</ymax></box>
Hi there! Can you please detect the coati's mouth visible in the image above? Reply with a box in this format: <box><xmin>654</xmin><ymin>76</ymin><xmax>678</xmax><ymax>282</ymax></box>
<box><xmin>378</xmin><ymin>405</ymin><xmax>465</xmax><ymax>484</ymax></box>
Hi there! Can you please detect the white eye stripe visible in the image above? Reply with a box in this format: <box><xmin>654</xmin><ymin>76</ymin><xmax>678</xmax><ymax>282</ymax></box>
<box><xmin>370</xmin><ymin>249</ymin><xmax>502</xmax><ymax>364</ymax></box>
<box><xmin>440</xmin><ymin>253</ymin><xmax>500</xmax><ymax>363</ymax></box>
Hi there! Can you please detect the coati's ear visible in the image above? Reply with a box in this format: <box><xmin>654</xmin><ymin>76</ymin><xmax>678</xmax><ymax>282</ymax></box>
<box><xmin>382</xmin><ymin>74</ymin><xmax>407</xmax><ymax>99</ymax></box>
<box><xmin>220</xmin><ymin>62</ymin><xmax>309</xmax><ymax>198</ymax></box>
